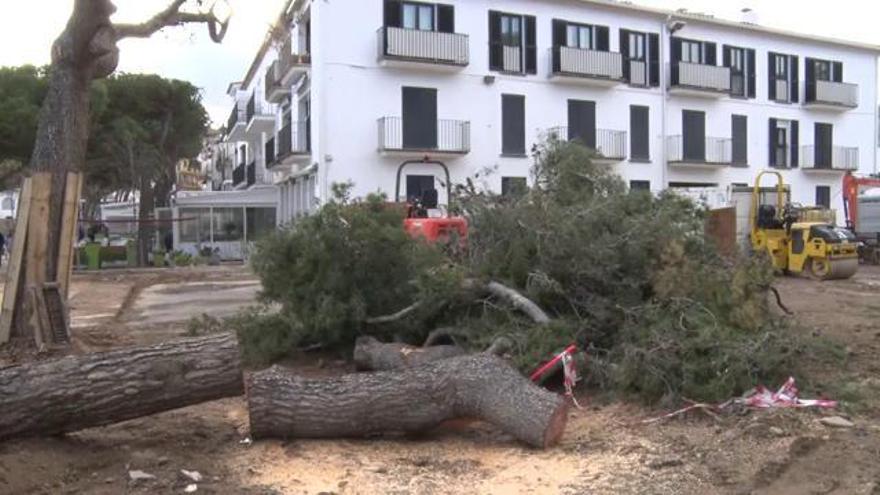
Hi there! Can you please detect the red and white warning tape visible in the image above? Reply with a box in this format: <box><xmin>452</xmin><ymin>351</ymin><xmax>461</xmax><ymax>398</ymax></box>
<box><xmin>530</xmin><ymin>344</ymin><xmax>584</xmax><ymax>409</ymax></box>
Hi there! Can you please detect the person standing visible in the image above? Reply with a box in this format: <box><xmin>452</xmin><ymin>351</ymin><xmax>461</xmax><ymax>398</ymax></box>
<box><xmin>0</xmin><ymin>231</ymin><xmax>6</xmax><ymax>267</ymax></box>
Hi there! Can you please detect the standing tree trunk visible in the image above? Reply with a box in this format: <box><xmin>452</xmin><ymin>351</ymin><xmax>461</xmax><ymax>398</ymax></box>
<box><xmin>247</xmin><ymin>354</ymin><xmax>569</xmax><ymax>449</ymax></box>
<box><xmin>0</xmin><ymin>333</ymin><xmax>243</xmax><ymax>441</ymax></box>
<box><xmin>137</xmin><ymin>176</ymin><xmax>155</xmax><ymax>266</ymax></box>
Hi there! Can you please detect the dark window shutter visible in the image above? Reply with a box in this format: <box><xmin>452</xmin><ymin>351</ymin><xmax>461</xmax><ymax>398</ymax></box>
<box><xmin>630</xmin><ymin>105</ymin><xmax>650</xmax><ymax>160</ymax></box>
<box><xmin>682</xmin><ymin>110</ymin><xmax>706</xmax><ymax>161</ymax></box>
<box><xmin>384</xmin><ymin>0</ymin><xmax>401</xmax><ymax>28</ymax></box>
<box><xmin>437</xmin><ymin>5</ymin><xmax>454</xmax><ymax>33</ymax></box>
<box><xmin>553</xmin><ymin>20</ymin><xmax>566</xmax><ymax>73</ymax></box>
<box><xmin>722</xmin><ymin>45</ymin><xmax>731</xmax><ymax>67</ymax></box>
<box><xmin>732</xmin><ymin>115</ymin><xmax>748</xmax><ymax>166</ymax></box>
<box><xmin>596</xmin><ymin>26</ymin><xmax>609</xmax><ymax>51</ymax></box>
<box><xmin>747</xmin><ymin>49</ymin><xmax>756</xmax><ymax>98</ymax></box>
<box><xmin>833</xmin><ymin>61</ymin><xmax>843</xmax><ymax>82</ymax></box>
<box><xmin>620</xmin><ymin>29</ymin><xmax>631</xmax><ymax>81</ymax></box>
<box><xmin>768</xmin><ymin>53</ymin><xmax>777</xmax><ymax>100</ymax></box>
<box><xmin>649</xmin><ymin>33</ymin><xmax>659</xmax><ymax>86</ymax></box>
<box><xmin>488</xmin><ymin>12</ymin><xmax>502</xmax><ymax>71</ymax></box>
<box><xmin>568</xmin><ymin>100</ymin><xmax>596</xmax><ymax>149</ymax></box>
<box><xmin>791</xmin><ymin>120</ymin><xmax>799</xmax><ymax>167</ymax></box>
<box><xmin>704</xmin><ymin>42</ymin><xmax>717</xmax><ymax>65</ymax></box>
<box><xmin>816</xmin><ymin>186</ymin><xmax>831</xmax><ymax>208</ymax></box>
<box><xmin>768</xmin><ymin>118</ymin><xmax>778</xmax><ymax>167</ymax></box>
<box><xmin>502</xmin><ymin>94</ymin><xmax>526</xmax><ymax>155</ymax></box>
<box><xmin>670</xmin><ymin>37</ymin><xmax>682</xmax><ymax>63</ymax></box>
<box><xmin>524</xmin><ymin>16</ymin><xmax>537</xmax><ymax>74</ymax></box>
<box><xmin>790</xmin><ymin>56</ymin><xmax>799</xmax><ymax>102</ymax></box>
<box><xmin>805</xmin><ymin>57</ymin><xmax>816</xmax><ymax>102</ymax></box>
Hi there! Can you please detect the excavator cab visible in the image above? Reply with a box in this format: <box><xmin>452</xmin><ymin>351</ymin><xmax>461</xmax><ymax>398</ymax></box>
<box><xmin>395</xmin><ymin>159</ymin><xmax>467</xmax><ymax>246</ymax></box>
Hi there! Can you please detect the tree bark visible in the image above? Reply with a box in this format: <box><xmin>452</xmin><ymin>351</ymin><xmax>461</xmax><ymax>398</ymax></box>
<box><xmin>247</xmin><ymin>354</ymin><xmax>569</xmax><ymax>449</ymax></box>
<box><xmin>353</xmin><ymin>336</ymin><xmax>466</xmax><ymax>371</ymax></box>
<box><xmin>137</xmin><ymin>176</ymin><xmax>155</xmax><ymax>266</ymax></box>
<box><xmin>0</xmin><ymin>333</ymin><xmax>243</xmax><ymax>441</ymax></box>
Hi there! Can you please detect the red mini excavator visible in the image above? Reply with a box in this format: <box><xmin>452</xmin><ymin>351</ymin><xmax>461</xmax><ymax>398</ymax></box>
<box><xmin>394</xmin><ymin>159</ymin><xmax>467</xmax><ymax>245</ymax></box>
<box><xmin>842</xmin><ymin>172</ymin><xmax>880</xmax><ymax>264</ymax></box>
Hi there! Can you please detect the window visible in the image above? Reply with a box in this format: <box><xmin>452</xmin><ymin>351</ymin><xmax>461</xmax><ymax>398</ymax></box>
<box><xmin>246</xmin><ymin>207</ymin><xmax>277</xmax><ymax>242</ymax></box>
<box><xmin>620</xmin><ymin>29</ymin><xmax>657</xmax><ymax>86</ymax></box>
<box><xmin>816</xmin><ymin>186</ymin><xmax>831</xmax><ymax>208</ymax></box>
<box><xmin>1</xmin><ymin>197</ymin><xmax>13</xmax><ymax>210</ymax></box>
<box><xmin>568</xmin><ymin>99</ymin><xmax>596</xmax><ymax>148</ymax></box>
<box><xmin>553</xmin><ymin>21</ymin><xmax>608</xmax><ymax>52</ymax></box>
<box><xmin>814</xmin><ymin>123</ymin><xmax>833</xmax><ymax>169</ymax></box>
<box><xmin>213</xmin><ymin>208</ymin><xmax>244</xmax><ymax>242</ymax></box>
<box><xmin>179</xmin><ymin>208</ymin><xmax>211</xmax><ymax>243</ymax></box>
<box><xmin>630</xmin><ymin>180</ymin><xmax>651</xmax><ymax>192</ymax></box>
<box><xmin>769</xmin><ymin>118</ymin><xmax>799</xmax><ymax>168</ymax></box>
<box><xmin>489</xmin><ymin>12</ymin><xmax>536</xmax><ymax>74</ymax></box>
<box><xmin>681</xmin><ymin>40</ymin><xmax>702</xmax><ymax>63</ymax></box>
<box><xmin>566</xmin><ymin>24</ymin><xmax>592</xmax><ymax>49</ymax></box>
<box><xmin>682</xmin><ymin>110</ymin><xmax>706</xmax><ymax>162</ymax></box>
<box><xmin>385</xmin><ymin>1</ymin><xmax>454</xmax><ymax>33</ymax></box>
<box><xmin>402</xmin><ymin>2</ymin><xmax>434</xmax><ymax>30</ymax></box>
<box><xmin>501</xmin><ymin>94</ymin><xmax>526</xmax><ymax>155</ymax></box>
<box><xmin>501</xmin><ymin>177</ymin><xmax>527</xmax><ymax>197</ymax></box>
<box><xmin>732</xmin><ymin>115</ymin><xmax>748</xmax><ymax>166</ymax></box>
<box><xmin>724</xmin><ymin>45</ymin><xmax>755</xmax><ymax>98</ymax></box>
<box><xmin>628</xmin><ymin>32</ymin><xmax>645</xmax><ymax>60</ymax></box>
<box><xmin>805</xmin><ymin>58</ymin><xmax>843</xmax><ymax>102</ymax></box>
<box><xmin>406</xmin><ymin>175</ymin><xmax>436</xmax><ymax>203</ymax></box>
<box><xmin>769</xmin><ymin>52</ymin><xmax>799</xmax><ymax>102</ymax></box>
<box><xmin>630</xmin><ymin>105</ymin><xmax>650</xmax><ymax>160</ymax></box>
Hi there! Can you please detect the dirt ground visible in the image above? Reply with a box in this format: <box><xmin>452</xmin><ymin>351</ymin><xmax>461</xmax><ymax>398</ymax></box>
<box><xmin>1</xmin><ymin>265</ymin><xmax>879</xmax><ymax>494</ymax></box>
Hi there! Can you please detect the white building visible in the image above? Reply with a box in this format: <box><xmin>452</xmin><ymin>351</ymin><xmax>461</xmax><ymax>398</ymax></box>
<box><xmin>221</xmin><ymin>0</ymin><xmax>880</xmax><ymax>227</ymax></box>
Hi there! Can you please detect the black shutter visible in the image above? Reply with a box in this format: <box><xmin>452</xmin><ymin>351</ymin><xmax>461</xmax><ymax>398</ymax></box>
<box><xmin>768</xmin><ymin>118</ymin><xmax>778</xmax><ymax>167</ymax></box>
<box><xmin>747</xmin><ymin>49</ymin><xmax>756</xmax><ymax>98</ymax></box>
<box><xmin>402</xmin><ymin>87</ymin><xmax>438</xmax><ymax>150</ymax></box>
<box><xmin>524</xmin><ymin>16</ymin><xmax>537</xmax><ymax>74</ymax></box>
<box><xmin>790</xmin><ymin>56</ymin><xmax>799</xmax><ymax>103</ymax></box>
<box><xmin>620</xmin><ymin>29</ymin><xmax>631</xmax><ymax>81</ymax></box>
<box><xmin>553</xmin><ymin>20</ymin><xmax>566</xmax><ymax>73</ymax></box>
<box><xmin>502</xmin><ymin>94</ymin><xmax>526</xmax><ymax>155</ymax></box>
<box><xmin>815</xmin><ymin>123</ymin><xmax>832</xmax><ymax>169</ymax></box>
<box><xmin>791</xmin><ymin>120</ymin><xmax>799</xmax><ymax>168</ymax></box>
<box><xmin>670</xmin><ymin>37</ymin><xmax>682</xmax><ymax>63</ymax></box>
<box><xmin>568</xmin><ymin>100</ymin><xmax>596</xmax><ymax>149</ymax></box>
<box><xmin>704</xmin><ymin>42</ymin><xmax>717</xmax><ymax>65</ymax></box>
<box><xmin>630</xmin><ymin>105</ymin><xmax>650</xmax><ymax>160</ymax></box>
<box><xmin>732</xmin><ymin>115</ymin><xmax>748</xmax><ymax>166</ymax></box>
<box><xmin>682</xmin><ymin>110</ymin><xmax>706</xmax><ymax>162</ymax></box>
<box><xmin>437</xmin><ymin>5</ymin><xmax>454</xmax><ymax>33</ymax></box>
<box><xmin>805</xmin><ymin>57</ymin><xmax>816</xmax><ymax>102</ymax></box>
<box><xmin>832</xmin><ymin>61</ymin><xmax>843</xmax><ymax>82</ymax></box>
<box><xmin>722</xmin><ymin>45</ymin><xmax>731</xmax><ymax>68</ymax></box>
<box><xmin>648</xmin><ymin>33</ymin><xmax>659</xmax><ymax>86</ymax></box>
<box><xmin>596</xmin><ymin>26</ymin><xmax>609</xmax><ymax>51</ymax></box>
<box><xmin>488</xmin><ymin>12</ymin><xmax>502</xmax><ymax>71</ymax></box>
<box><xmin>768</xmin><ymin>52</ymin><xmax>777</xmax><ymax>101</ymax></box>
<box><xmin>384</xmin><ymin>0</ymin><xmax>401</xmax><ymax>28</ymax></box>
<box><xmin>816</xmin><ymin>186</ymin><xmax>831</xmax><ymax>208</ymax></box>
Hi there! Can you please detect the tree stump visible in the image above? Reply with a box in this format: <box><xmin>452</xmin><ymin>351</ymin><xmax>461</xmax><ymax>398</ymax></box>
<box><xmin>353</xmin><ymin>336</ymin><xmax>466</xmax><ymax>371</ymax></box>
<box><xmin>247</xmin><ymin>354</ymin><xmax>569</xmax><ymax>448</ymax></box>
<box><xmin>0</xmin><ymin>333</ymin><xmax>243</xmax><ymax>440</ymax></box>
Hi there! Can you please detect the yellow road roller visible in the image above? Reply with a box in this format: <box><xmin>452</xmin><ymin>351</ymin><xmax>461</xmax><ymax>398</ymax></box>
<box><xmin>750</xmin><ymin>171</ymin><xmax>858</xmax><ymax>280</ymax></box>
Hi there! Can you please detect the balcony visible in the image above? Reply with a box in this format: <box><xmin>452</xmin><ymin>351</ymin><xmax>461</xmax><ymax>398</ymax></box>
<box><xmin>547</xmin><ymin>127</ymin><xmax>627</xmax><ymax>162</ymax></box>
<box><xmin>805</xmin><ymin>80</ymin><xmax>859</xmax><ymax>111</ymax></box>
<box><xmin>377</xmin><ymin>27</ymin><xmax>468</xmax><ymax>70</ymax></box>
<box><xmin>246</xmin><ymin>160</ymin><xmax>256</xmax><ymax>186</ymax></box>
<box><xmin>626</xmin><ymin>59</ymin><xmax>648</xmax><ymax>86</ymax></box>
<box><xmin>801</xmin><ymin>145</ymin><xmax>859</xmax><ymax>172</ymax></box>
<box><xmin>225</xmin><ymin>102</ymin><xmax>247</xmax><ymax>142</ymax></box>
<box><xmin>669</xmin><ymin>62</ymin><xmax>731</xmax><ymax>97</ymax></box>
<box><xmin>277</xmin><ymin>38</ymin><xmax>311</xmax><ymax>88</ymax></box>
<box><xmin>272</xmin><ymin>119</ymin><xmax>311</xmax><ymax>169</ymax></box>
<box><xmin>667</xmin><ymin>136</ymin><xmax>732</xmax><ymax>167</ymax></box>
<box><xmin>549</xmin><ymin>47</ymin><xmax>623</xmax><ymax>87</ymax></box>
<box><xmin>378</xmin><ymin>117</ymin><xmax>470</xmax><ymax>157</ymax></box>
<box><xmin>265</xmin><ymin>61</ymin><xmax>290</xmax><ymax>104</ymax></box>
<box><xmin>245</xmin><ymin>92</ymin><xmax>275</xmax><ymax>137</ymax></box>
<box><xmin>232</xmin><ymin>163</ymin><xmax>245</xmax><ymax>187</ymax></box>
<box><xmin>265</xmin><ymin>136</ymin><xmax>276</xmax><ymax>166</ymax></box>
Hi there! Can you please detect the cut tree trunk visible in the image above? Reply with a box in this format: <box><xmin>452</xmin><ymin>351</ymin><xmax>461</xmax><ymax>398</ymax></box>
<box><xmin>353</xmin><ymin>336</ymin><xmax>466</xmax><ymax>371</ymax></box>
<box><xmin>0</xmin><ymin>333</ymin><xmax>243</xmax><ymax>441</ymax></box>
<box><xmin>247</xmin><ymin>353</ymin><xmax>569</xmax><ymax>448</ymax></box>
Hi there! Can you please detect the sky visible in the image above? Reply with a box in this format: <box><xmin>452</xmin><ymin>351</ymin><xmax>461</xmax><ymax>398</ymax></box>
<box><xmin>0</xmin><ymin>0</ymin><xmax>878</xmax><ymax>128</ymax></box>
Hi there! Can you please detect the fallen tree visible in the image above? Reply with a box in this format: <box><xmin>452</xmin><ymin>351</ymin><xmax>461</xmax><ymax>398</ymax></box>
<box><xmin>247</xmin><ymin>353</ymin><xmax>569</xmax><ymax>448</ymax></box>
<box><xmin>353</xmin><ymin>335</ymin><xmax>466</xmax><ymax>371</ymax></box>
<box><xmin>0</xmin><ymin>333</ymin><xmax>242</xmax><ymax>441</ymax></box>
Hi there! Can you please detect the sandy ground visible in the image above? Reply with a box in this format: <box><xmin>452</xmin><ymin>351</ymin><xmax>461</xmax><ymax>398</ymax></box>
<box><xmin>1</xmin><ymin>265</ymin><xmax>879</xmax><ymax>494</ymax></box>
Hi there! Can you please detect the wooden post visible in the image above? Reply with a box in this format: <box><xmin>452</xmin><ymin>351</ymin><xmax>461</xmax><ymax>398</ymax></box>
<box><xmin>0</xmin><ymin>178</ymin><xmax>33</xmax><ymax>344</ymax></box>
<box><xmin>56</xmin><ymin>172</ymin><xmax>82</xmax><ymax>300</ymax></box>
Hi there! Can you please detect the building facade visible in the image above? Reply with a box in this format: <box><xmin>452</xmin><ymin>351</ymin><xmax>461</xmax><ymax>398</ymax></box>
<box><xmin>221</xmin><ymin>0</ymin><xmax>880</xmax><ymax>226</ymax></box>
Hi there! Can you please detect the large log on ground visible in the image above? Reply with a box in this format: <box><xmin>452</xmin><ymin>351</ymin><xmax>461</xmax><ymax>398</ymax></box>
<box><xmin>353</xmin><ymin>336</ymin><xmax>466</xmax><ymax>371</ymax></box>
<box><xmin>0</xmin><ymin>333</ymin><xmax>243</xmax><ymax>441</ymax></box>
<box><xmin>247</xmin><ymin>353</ymin><xmax>569</xmax><ymax>448</ymax></box>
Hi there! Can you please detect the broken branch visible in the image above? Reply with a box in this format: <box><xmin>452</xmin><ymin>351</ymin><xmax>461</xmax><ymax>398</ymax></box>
<box><xmin>114</xmin><ymin>0</ymin><xmax>228</xmax><ymax>42</ymax></box>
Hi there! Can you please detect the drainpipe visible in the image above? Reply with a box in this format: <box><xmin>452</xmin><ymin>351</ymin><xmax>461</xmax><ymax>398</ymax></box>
<box><xmin>874</xmin><ymin>59</ymin><xmax>878</xmax><ymax>175</ymax></box>
<box><xmin>660</xmin><ymin>18</ymin><xmax>669</xmax><ymax>190</ymax></box>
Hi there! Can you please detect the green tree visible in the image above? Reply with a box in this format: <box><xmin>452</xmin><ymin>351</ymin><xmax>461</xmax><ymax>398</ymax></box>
<box><xmin>0</xmin><ymin>66</ymin><xmax>49</xmax><ymax>187</ymax></box>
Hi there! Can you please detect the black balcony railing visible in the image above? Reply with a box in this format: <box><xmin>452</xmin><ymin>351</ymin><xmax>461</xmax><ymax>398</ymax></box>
<box><xmin>801</xmin><ymin>145</ymin><xmax>859</xmax><ymax>171</ymax></box>
<box><xmin>265</xmin><ymin>60</ymin><xmax>279</xmax><ymax>93</ymax></box>
<box><xmin>232</xmin><ymin>163</ymin><xmax>245</xmax><ymax>186</ymax></box>
<box><xmin>378</xmin><ymin>117</ymin><xmax>470</xmax><ymax>154</ymax></box>
<box><xmin>551</xmin><ymin>47</ymin><xmax>623</xmax><ymax>81</ymax></box>
<box><xmin>667</xmin><ymin>135</ymin><xmax>732</xmax><ymax>164</ymax></box>
<box><xmin>275</xmin><ymin>119</ymin><xmax>310</xmax><ymax>162</ymax></box>
<box><xmin>670</xmin><ymin>62</ymin><xmax>731</xmax><ymax>93</ymax></box>
<box><xmin>246</xmin><ymin>93</ymin><xmax>256</xmax><ymax>123</ymax></box>
<box><xmin>377</xmin><ymin>27</ymin><xmax>469</xmax><ymax>66</ymax></box>
<box><xmin>547</xmin><ymin>127</ymin><xmax>627</xmax><ymax>160</ymax></box>
<box><xmin>805</xmin><ymin>80</ymin><xmax>858</xmax><ymax>108</ymax></box>
<box><xmin>265</xmin><ymin>137</ymin><xmax>276</xmax><ymax>166</ymax></box>
<box><xmin>246</xmin><ymin>160</ymin><xmax>256</xmax><ymax>186</ymax></box>
<box><xmin>226</xmin><ymin>103</ymin><xmax>245</xmax><ymax>135</ymax></box>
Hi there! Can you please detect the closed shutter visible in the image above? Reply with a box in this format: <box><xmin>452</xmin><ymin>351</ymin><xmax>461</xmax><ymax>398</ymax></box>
<box><xmin>502</xmin><ymin>94</ymin><xmax>526</xmax><ymax>155</ymax></box>
<box><xmin>384</xmin><ymin>0</ymin><xmax>401</xmax><ymax>28</ymax></box>
<box><xmin>670</xmin><ymin>37</ymin><xmax>682</xmax><ymax>85</ymax></box>
<box><xmin>619</xmin><ymin>29</ymin><xmax>631</xmax><ymax>81</ymax></box>
<box><xmin>402</xmin><ymin>87</ymin><xmax>438</xmax><ymax>150</ymax></box>
<box><xmin>630</xmin><ymin>105</ymin><xmax>650</xmax><ymax>160</ymax></box>
<box><xmin>705</xmin><ymin>42</ymin><xmax>717</xmax><ymax>65</ymax></box>
<box><xmin>682</xmin><ymin>110</ymin><xmax>706</xmax><ymax>161</ymax></box>
<box><xmin>791</xmin><ymin>120</ymin><xmax>799</xmax><ymax>167</ymax></box>
<box><xmin>553</xmin><ymin>20</ymin><xmax>566</xmax><ymax>73</ymax></box>
<box><xmin>525</xmin><ymin>16</ymin><xmax>537</xmax><ymax>74</ymax></box>
<box><xmin>722</xmin><ymin>46</ymin><xmax>730</xmax><ymax>68</ymax></box>
<box><xmin>790</xmin><ymin>56</ymin><xmax>799</xmax><ymax>103</ymax></box>
<box><xmin>815</xmin><ymin>123</ymin><xmax>833</xmax><ymax>169</ymax></box>
<box><xmin>816</xmin><ymin>186</ymin><xmax>831</xmax><ymax>208</ymax></box>
<box><xmin>568</xmin><ymin>100</ymin><xmax>596</xmax><ymax>149</ymax></box>
<box><xmin>805</xmin><ymin>58</ymin><xmax>816</xmax><ymax>102</ymax></box>
<box><xmin>437</xmin><ymin>4</ymin><xmax>454</xmax><ymax>33</ymax></box>
<box><xmin>832</xmin><ymin>61</ymin><xmax>843</xmax><ymax>83</ymax></box>
<box><xmin>747</xmin><ymin>49</ymin><xmax>756</xmax><ymax>98</ymax></box>
<box><xmin>768</xmin><ymin>53</ymin><xmax>777</xmax><ymax>101</ymax></box>
<box><xmin>488</xmin><ymin>12</ymin><xmax>502</xmax><ymax>71</ymax></box>
<box><xmin>648</xmin><ymin>33</ymin><xmax>659</xmax><ymax>86</ymax></box>
<box><xmin>596</xmin><ymin>26</ymin><xmax>609</xmax><ymax>51</ymax></box>
<box><xmin>732</xmin><ymin>115</ymin><xmax>748</xmax><ymax>166</ymax></box>
<box><xmin>768</xmin><ymin>118</ymin><xmax>778</xmax><ymax>167</ymax></box>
